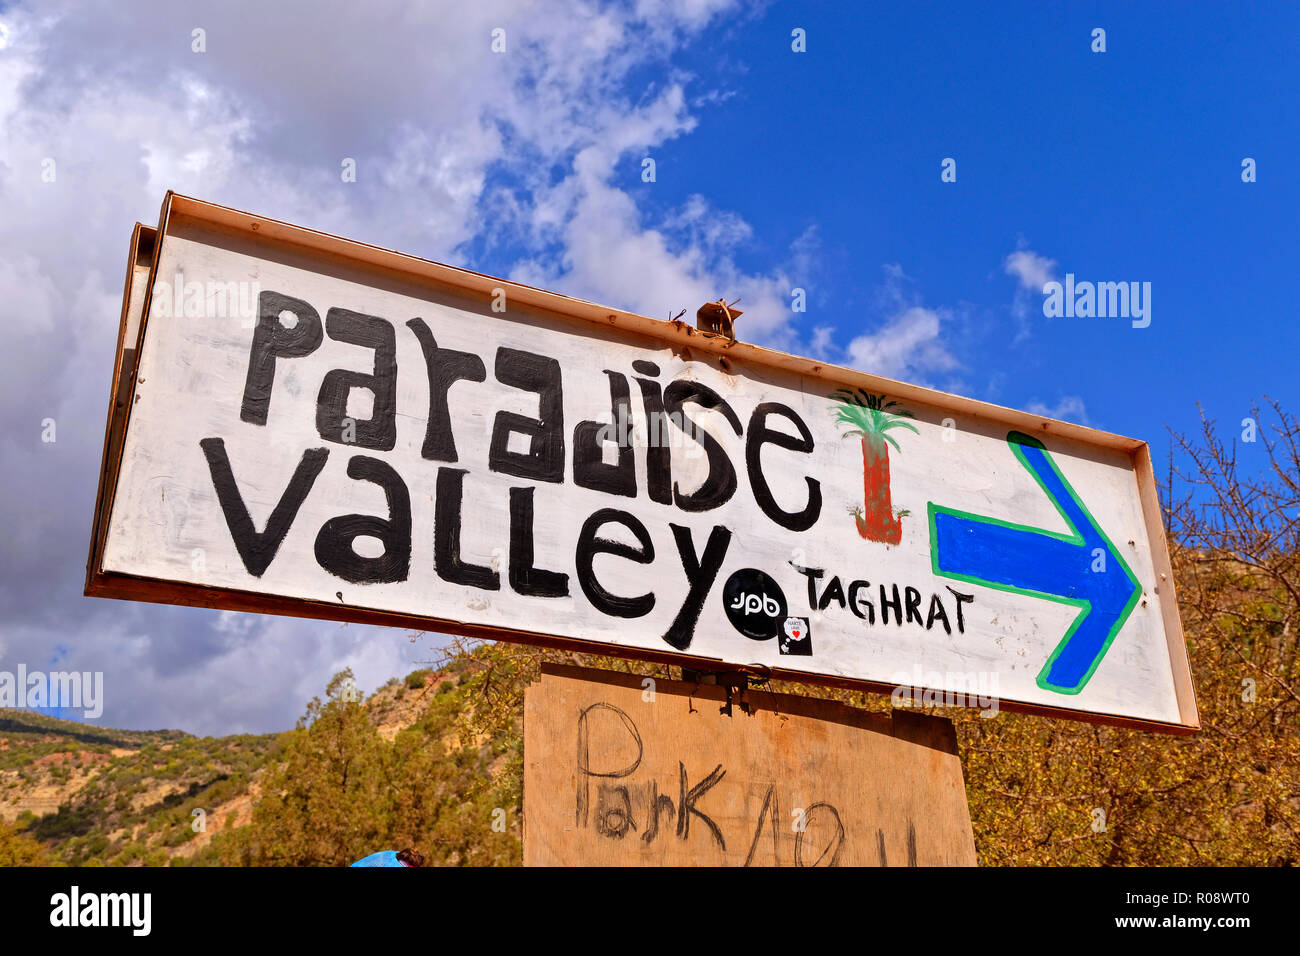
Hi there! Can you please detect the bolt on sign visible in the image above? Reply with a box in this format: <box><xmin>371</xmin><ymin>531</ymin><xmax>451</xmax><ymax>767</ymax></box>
<box><xmin>523</xmin><ymin>664</ymin><xmax>977</xmax><ymax>866</ymax></box>
<box><xmin>87</xmin><ymin>194</ymin><xmax>1198</xmax><ymax>733</ymax></box>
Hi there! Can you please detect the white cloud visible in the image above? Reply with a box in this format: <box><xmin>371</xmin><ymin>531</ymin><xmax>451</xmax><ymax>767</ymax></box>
<box><xmin>845</xmin><ymin>305</ymin><xmax>959</xmax><ymax>383</ymax></box>
<box><xmin>514</xmin><ymin>164</ymin><xmax>796</xmax><ymax>342</ymax></box>
<box><xmin>809</xmin><ymin>325</ymin><xmax>835</xmax><ymax>361</ymax></box>
<box><xmin>1004</xmin><ymin>245</ymin><xmax>1059</xmax><ymax>344</ymax></box>
<box><xmin>1025</xmin><ymin>395</ymin><xmax>1090</xmax><ymax>425</ymax></box>
<box><xmin>1004</xmin><ymin>248</ymin><xmax>1058</xmax><ymax>294</ymax></box>
<box><xmin>829</xmin><ymin>264</ymin><xmax>962</xmax><ymax>385</ymax></box>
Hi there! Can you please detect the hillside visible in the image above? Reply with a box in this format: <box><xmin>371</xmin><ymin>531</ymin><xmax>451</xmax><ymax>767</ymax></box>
<box><xmin>0</xmin><ymin>664</ymin><xmax>508</xmax><ymax>866</ymax></box>
<box><xmin>0</xmin><ymin>703</ymin><xmax>272</xmax><ymax>865</ymax></box>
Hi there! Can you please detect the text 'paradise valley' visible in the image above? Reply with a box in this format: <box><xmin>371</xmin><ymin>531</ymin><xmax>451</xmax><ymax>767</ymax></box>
<box><xmin>193</xmin><ymin>290</ymin><xmax>971</xmax><ymax>652</ymax></box>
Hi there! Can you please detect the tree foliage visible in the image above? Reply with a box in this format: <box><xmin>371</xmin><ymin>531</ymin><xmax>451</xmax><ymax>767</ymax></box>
<box><xmin>0</xmin><ymin>817</ymin><xmax>53</xmax><ymax>866</ymax></box>
<box><xmin>216</xmin><ymin>666</ymin><xmax>518</xmax><ymax>866</ymax></box>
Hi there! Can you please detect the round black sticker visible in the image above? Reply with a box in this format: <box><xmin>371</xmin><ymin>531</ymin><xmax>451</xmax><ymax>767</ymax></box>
<box><xmin>722</xmin><ymin>569</ymin><xmax>788</xmax><ymax>641</ymax></box>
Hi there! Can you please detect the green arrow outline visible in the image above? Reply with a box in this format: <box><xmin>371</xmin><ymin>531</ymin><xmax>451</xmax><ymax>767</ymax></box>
<box><xmin>927</xmin><ymin>432</ymin><xmax>1141</xmax><ymax>695</ymax></box>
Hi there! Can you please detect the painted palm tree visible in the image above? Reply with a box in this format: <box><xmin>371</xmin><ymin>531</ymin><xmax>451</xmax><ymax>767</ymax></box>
<box><xmin>832</xmin><ymin>389</ymin><xmax>918</xmax><ymax>544</ymax></box>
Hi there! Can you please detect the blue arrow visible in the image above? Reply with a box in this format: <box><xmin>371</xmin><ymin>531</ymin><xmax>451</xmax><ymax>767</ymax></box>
<box><xmin>927</xmin><ymin>431</ymin><xmax>1140</xmax><ymax>694</ymax></box>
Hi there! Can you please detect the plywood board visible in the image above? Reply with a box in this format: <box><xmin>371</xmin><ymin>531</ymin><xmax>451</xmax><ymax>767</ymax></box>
<box><xmin>523</xmin><ymin>664</ymin><xmax>977</xmax><ymax>866</ymax></box>
<box><xmin>85</xmin><ymin>193</ymin><xmax>1198</xmax><ymax>732</ymax></box>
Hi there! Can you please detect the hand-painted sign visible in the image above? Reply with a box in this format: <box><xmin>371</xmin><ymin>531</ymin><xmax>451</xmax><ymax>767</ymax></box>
<box><xmin>86</xmin><ymin>194</ymin><xmax>1198</xmax><ymax>732</ymax></box>
<box><xmin>523</xmin><ymin>664</ymin><xmax>978</xmax><ymax>866</ymax></box>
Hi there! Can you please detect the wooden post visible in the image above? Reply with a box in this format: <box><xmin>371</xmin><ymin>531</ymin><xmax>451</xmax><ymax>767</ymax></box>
<box><xmin>524</xmin><ymin>663</ymin><xmax>977</xmax><ymax>866</ymax></box>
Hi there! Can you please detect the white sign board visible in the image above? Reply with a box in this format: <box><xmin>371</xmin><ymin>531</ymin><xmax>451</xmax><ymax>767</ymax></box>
<box><xmin>87</xmin><ymin>194</ymin><xmax>1198</xmax><ymax>732</ymax></box>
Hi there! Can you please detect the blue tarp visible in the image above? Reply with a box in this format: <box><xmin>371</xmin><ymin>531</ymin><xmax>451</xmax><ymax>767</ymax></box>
<box><xmin>350</xmin><ymin>851</ymin><xmax>407</xmax><ymax>867</ymax></box>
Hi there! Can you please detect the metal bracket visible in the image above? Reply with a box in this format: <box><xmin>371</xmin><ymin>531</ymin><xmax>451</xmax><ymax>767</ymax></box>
<box><xmin>682</xmin><ymin>668</ymin><xmax>752</xmax><ymax>716</ymax></box>
<box><xmin>695</xmin><ymin>297</ymin><xmax>744</xmax><ymax>344</ymax></box>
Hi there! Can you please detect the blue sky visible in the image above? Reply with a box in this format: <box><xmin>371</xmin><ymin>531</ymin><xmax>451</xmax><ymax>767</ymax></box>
<box><xmin>460</xmin><ymin>1</ymin><xmax>1300</xmax><ymax>451</ymax></box>
<box><xmin>1</xmin><ymin>0</ymin><xmax>1296</xmax><ymax>733</ymax></box>
<box><xmin>627</xmin><ymin>3</ymin><xmax>1298</xmax><ymax>445</ymax></box>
